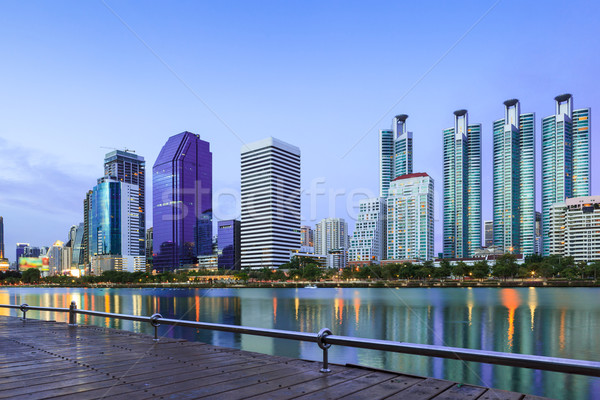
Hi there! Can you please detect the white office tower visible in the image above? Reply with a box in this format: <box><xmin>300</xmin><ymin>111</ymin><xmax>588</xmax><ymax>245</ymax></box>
<box><xmin>240</xmin><ymin>137</ymin><xmax>301</xmax><ymax>269</ymax></box>
<box><xmin>549</xmin><ymin>196</ymin><xmax>600</xmax><ymax>262</ymax></box>
<box><xmin>315</xmin><ymin>218</ymin><xmax>349</xmax><ymax>268</ymax></box>
<box><xmin>348</xmin><ymin>198</ymin><xmax>387</xmax><ymax>263</ymax></box>
<box><xmin>387</xmin><ymin>173</ymin><xmax>434</xmax><ymax>261</ymax></box>
<box><xmin>380</xmin><ymin>115</ymin><xmax>413</xmax><ymax>197</ymax></box>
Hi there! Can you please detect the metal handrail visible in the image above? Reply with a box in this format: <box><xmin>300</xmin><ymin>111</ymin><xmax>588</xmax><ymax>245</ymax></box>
<box><xmin>1</xmin><ymin>302</ymin><xmax>599</xmax><ymax>377</ymax></box>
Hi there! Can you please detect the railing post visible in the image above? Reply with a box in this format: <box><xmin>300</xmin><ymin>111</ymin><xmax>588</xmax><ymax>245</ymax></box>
<box><xmin>68</xmin><ymin>301</ymin><xmax>77</xmax><ymax>327</ymax></box>
<box><xmin>20</xmin><ymin>303</ymin><xmax>29</xmax><ymax>322</ymax></box>
<box><xmin>150</xmin><ymin>313</ymin><xmax>162</xmax><ymax>342</ymax></box>
<box><xmin>317</xmin><ymin>328</ymin><xmax>332</xmax><ymax>373</ymax></box>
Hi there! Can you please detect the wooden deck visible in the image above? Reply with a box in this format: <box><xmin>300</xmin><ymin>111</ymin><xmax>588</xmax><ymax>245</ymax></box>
<box><xmin>0</xmin><ymin>316</ymin><xmax>550</xmax><ymax>399</ymax></box>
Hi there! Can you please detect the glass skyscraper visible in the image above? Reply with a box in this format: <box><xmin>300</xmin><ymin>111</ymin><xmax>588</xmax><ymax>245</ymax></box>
<box><xmin>443</xmin><ymin>110</ymin><xmax>481</xmax><ymax>258</ymax></box>
<box><xmin>104</xmin><ymin>150</ymin><xmax>146</xmax><ymax>256</ymax></box>
<box><xmin>153</xmin><ymin>132</ymin><xmax>213</xmax><ymax>271</ymax></box>
<box><xmin>379</xmin><ymin>115</ymin><xmax>413</xmax><ymax>197</ymax></box>
<box><xmin>492</xmin><ymin>99</ymin><xmax>535</xmax><ymax>255</ymax></box>
<box><xmin>541</xmin><ymin>94</ymin><xmax>591</xmax><ymax>256</ymax></box>
<box><xmin>90</xmin><ymin>177</ymin><xmax>144</xmax><ymax>273</ymax></box>
<box><xmin>217</xmin><ymin>220</ymin><xmax>241</xmax><ymax>270</ymax></box>
<box><xmin>71</xmin><ymin>223</ymin><xmax>85</xmax><ymax>269</ymax></box>
<box><xmin>0</xmin><ymin>216</ymin><xmax>4</xmax><ymax>260</ymax></box>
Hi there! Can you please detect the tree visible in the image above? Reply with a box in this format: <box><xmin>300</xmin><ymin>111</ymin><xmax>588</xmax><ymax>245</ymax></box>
<box><xmin>492</xmin><ymin>254</ymin><xmax>518</xmax><ymax>280</ymax></box>
<box><xmin>585</xmin><ymin>261</ymin><xmax>600</xmax><ymax>280</ymax></box>
<box><xmin>453</xmin><ymin>261</ymin><xmax>469</xmax><ymax>280</ymax></box>
<box><xmin>434</xmin><ymin>260</ymin><xmax>452</xmax><ymax>280</ymax></box>
<box><xmin>302</xmin><ymin>263</ymin><xmax>322</xmax><ymax>281</ymax></box>
<box><xmin>21</xmin><ymin>268</ymin><xmax>41</xmax><ymax>284</ymax></box>
<box><xmin>472</xmin><ymin>260</ymin><xmax>489</xmax><ymax>280</ymax></box>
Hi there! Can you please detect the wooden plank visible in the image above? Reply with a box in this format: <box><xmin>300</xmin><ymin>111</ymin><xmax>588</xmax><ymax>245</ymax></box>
<box><xmin>0</xmin><ymin>315</ymin><xmax>551</xmax><ymax>400</ymax></box>
<box><xmin>385</xmin><ymin>378</ymin><xmax>455</xmax><ymax>400</ymax></box>
<box><xmin>478</xmin><ymin>388</ymin><xmax>525</xmax><ymax>400</ymax></box>
<box><xmin>336</xmin><ymin>375</ymin><xmax>423</xmax><ymax>400</ymax></box>
<box><xmin>247</xmin><ymin>369</ymin><xmax>391</xmax><ymax>400</ymax></box>
<box><xmin>430</xmin><ymin>383</ymin><xmax>486</xmax><ymax>399</ymax></box>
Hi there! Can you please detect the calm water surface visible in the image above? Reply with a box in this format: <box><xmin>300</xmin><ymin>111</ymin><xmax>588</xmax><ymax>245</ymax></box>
<box><xmin>1</xmin><ymin>287</ymin><xmax>598</xmax><ymax>399</ymax></box>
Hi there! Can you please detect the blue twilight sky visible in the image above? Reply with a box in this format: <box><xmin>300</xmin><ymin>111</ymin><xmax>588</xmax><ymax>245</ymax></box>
<box><xmin>0</xmin><ymin>0</ymin><xmax>599</xmax><ymax>261</ymax></box>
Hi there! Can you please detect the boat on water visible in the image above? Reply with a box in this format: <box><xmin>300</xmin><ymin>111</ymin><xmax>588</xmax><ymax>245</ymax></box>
<box><xmin>304</xmin><ymin>284</ymin><xmax>317</xmax><ymax>289</ymax></box>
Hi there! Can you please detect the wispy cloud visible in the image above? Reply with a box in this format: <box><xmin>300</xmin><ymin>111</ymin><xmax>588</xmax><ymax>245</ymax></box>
<box><xmin>0</xmin><ymin>137</ymin><xmax>96</xmax><ymax>218</ymax></box>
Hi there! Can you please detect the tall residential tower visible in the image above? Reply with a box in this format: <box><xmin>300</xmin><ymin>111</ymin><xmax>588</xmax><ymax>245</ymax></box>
<box><xmin>387</xmin><ymin>173</ymin><xmax>434</xmax><ymax>261</ymax></box>
<box><xmin>240</xmin><ymin>137</ymin><xmax>301</xmax><ymax>269</ymax></box>
<box><xmin>380</xmin><ymin>115</ymin><xmax>413</xmax><ymax>197</ymax></box>
<box><xmin>542</xmin><ymin>94</ymin><xmax>591</xmax><ymax>255</ymax></box>
<box><xmin>443</xmin><ymin>110</ymin><xmax>481</xmax><ymax>258</ymax></box>
<box><xmin>348</xmin><ymin>197</ymin><xmax>387</xmax><ymax>263</ymax></box>
<box><xmin>492</xmin><ymin>99</ymin><xmax>535</xmax><ymax>255</ymax></box>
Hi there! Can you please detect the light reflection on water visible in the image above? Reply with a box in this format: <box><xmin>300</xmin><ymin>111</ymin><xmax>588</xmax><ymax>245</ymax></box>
<box><xmin>1</xmin><ymin>286</ymin><xmax>599</xmax><ymax>399</ymax></box>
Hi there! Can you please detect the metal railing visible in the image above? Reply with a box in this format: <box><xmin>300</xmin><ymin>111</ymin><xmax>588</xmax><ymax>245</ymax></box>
<box><xmin>2</xmin><ymin>302</ymin><xmax>599</xmax><ymax>377</ymax></box>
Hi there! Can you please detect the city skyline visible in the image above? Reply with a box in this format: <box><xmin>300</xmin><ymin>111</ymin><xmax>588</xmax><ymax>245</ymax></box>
<box><xmin>1</xmin><ymin>1</ymin><xmax>599</xmax><ymax>257</ymax></box>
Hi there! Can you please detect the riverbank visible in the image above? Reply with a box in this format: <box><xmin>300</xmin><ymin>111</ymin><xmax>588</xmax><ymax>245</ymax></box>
<box><xmin>2</xmin><ymin>279</ymin><xmax>599</xmax><ymax>289</ymax></box>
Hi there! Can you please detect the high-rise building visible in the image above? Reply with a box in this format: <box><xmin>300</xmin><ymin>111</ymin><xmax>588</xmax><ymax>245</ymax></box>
<box><xmin>48</xmin><ymin>240</ymin><xmax>64</xmax><ymax>275</ymax></box>
<box><xmin>0</xmin><ymin>217</ymin><xmax>7</xmax><ymax>270</ymax></box>
<box><xmin>240</xmin><ymin>137</ymin><xmax>301</xmax><ymax>269</ymax></box>
<box><xmin>218</xmin><ymin>220</ymin><xmax>241</xmax><ymax>270</ymax></box>
<box><xmin>315</xmin><ymin>218</ymin><xmax>349</xmax><ymax>268</ymax></box>
<box><xmin>24</xmin><ymin>246</ymin><xmax>41</xmax><ymax>258</ymax></box>
<box><xmin>153</xmin><ymin>132</ymin><xmax>213</xmax><ymax>271</ymax></box>
<box><xmin>542</xmin><ymin>94</ymin><xmax>591</xmax><ymax>255</ymax></box>
<box><xmin>71</xmin><ymin>223</ymin><xmax>85</xmax><ymax>269</ymax></box>
<box><xmin>300</xmin><ymin>226</ymin><xmax>314</xmax><ymax>247</ymax></box>
<box><xmin>443</xmin><ymin>110</ymin><xmax>482</xmax><ymax>258</ymax></box>
<box><xmin>380</xmin><ymin>115</ymin><xmax>413</xmax><ymax>197</ymax></box>
<box><xmin>90</xmin><ymin>177</ymin><xmax>145</xmax><ymax>273</ymax></box>
<box><xmin>104</xmin><ymin>150</ymin><xmax>146</xmax><ymax>257</ymax></box>
<box><xmin>145</xmin><ymin>227</ymin><xmax>153</xmax><ymax>271</ymax></box>
<box><xmin>0</xmin><ymin>216</ymin><xmax>4</xmax><ymax>260</ymax></box>
<box><xmin>549</xmin><ymin>196</ymin><xmax>600</xmax><ymax>262</ymax></box>
<box><xmin>16</xmin><ymin>243</ymin><xmax>29</xmax><ymax>265</ymax></box>
<box><xmin>492</xmin><ymin>99</ymin><xmax>536</xmax><ymax>255</ymax></box>
<box><xmin>387</xmin><ymin>173</ymin><xmax>434</xmax><ymax>261</ymax></box>
<box><xmin>484</xmin><ymin>220</ymin><xmax>494</xmax><ymax>248</ymax></box>
<box><xmin>535</xmin><ymin>211</ymin><xmax>542</xmax><ymax>255</ymax></box>
<box><xmin>83</xmin><ymin>190</ymin><xmax>93</xmax><ymax>270</ymax></box>
<box><xmin>348</xmin><ymin>197</ymin><xmax>387</xmax><ymax>263</ymax></box>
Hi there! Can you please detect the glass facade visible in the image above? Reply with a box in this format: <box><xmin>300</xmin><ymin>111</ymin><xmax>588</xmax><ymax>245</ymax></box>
<box><xmin>443</xmin><ymin>110</ymin><xmax>481</xmax><ymax>258</ymax></box>
<box><xmin>217</xmin><ymin>220</ymin><xmax>240</xmax><ymax>270</ymax></box>
<box><xmin>91</xmin><ymin>179</ymin><xmax>122</xmax><ymax>257</ymax></box>
<box><xmin>492</xmin><ymin>100</ymin><xmax>536</xmax><ymax>255</ymax></box>
<box><xmin>16</xmin><ymin>243</ymin><xmax>28</xmax><ymax>265</ymax></box>
<box><xmin>379</xmin><ymin>115</ymin><xmax>413</xmax><ymax>198</ymax></box>
<box><xmin>104</xmin><ymin>151</ymin><xmax>146</xmax><ymax>256</ymax></box>
<box><xmin>541</xmin><ymin>95</ymin><xmax>591</xmax><ymax>256</ymax></box>
<box><xmin>71</xmin><ymin>223</ymin><xmax>85</xmax><ymax>268</ymax></box>
<box><xmin>0</xmin><ymin>216</ymin><xmax>4</xmax><ymax>260</ymax></box>
<box><xmin>153</xmin><ymin>132</ymin><xmax>212</xmax><ymax>271</ymax></box>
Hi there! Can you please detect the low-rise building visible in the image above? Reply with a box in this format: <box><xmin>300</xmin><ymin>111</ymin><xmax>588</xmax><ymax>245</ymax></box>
<box><xmin>549</xmin><ymin>196</ymin><xmax>600</xmax><ymax>262</ymax></box>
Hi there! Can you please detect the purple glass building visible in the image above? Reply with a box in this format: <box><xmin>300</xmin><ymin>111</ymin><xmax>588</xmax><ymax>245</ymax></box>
<box><xmin>153</xmin><ymin>132</ymin><xmax>212</xmax><ymax>271</ymax></box>
<box><xmin>218</xmin><ymin>220</ymin><xmax>241</xmax><ymax>270</ymax></box>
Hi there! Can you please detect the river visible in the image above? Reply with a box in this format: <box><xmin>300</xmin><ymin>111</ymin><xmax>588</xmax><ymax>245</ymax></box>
<box><xmin>0</xmin><ymin>286</ymin><xmax>598</xmax><ymax>399</ymax></box>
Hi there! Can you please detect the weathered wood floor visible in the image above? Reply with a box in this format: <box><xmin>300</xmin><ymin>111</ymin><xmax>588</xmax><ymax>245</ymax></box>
<box><xmin>0</xmin><ymin>316</ymin><xmax>550</xmax><ymax>399</ymax></box>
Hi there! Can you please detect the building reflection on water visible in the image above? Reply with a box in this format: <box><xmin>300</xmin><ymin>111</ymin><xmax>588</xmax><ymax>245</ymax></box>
<box><xmin>0</xmin><ymin>286</ymin><xmax>599</xmax><ymax>399</ymax></box>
